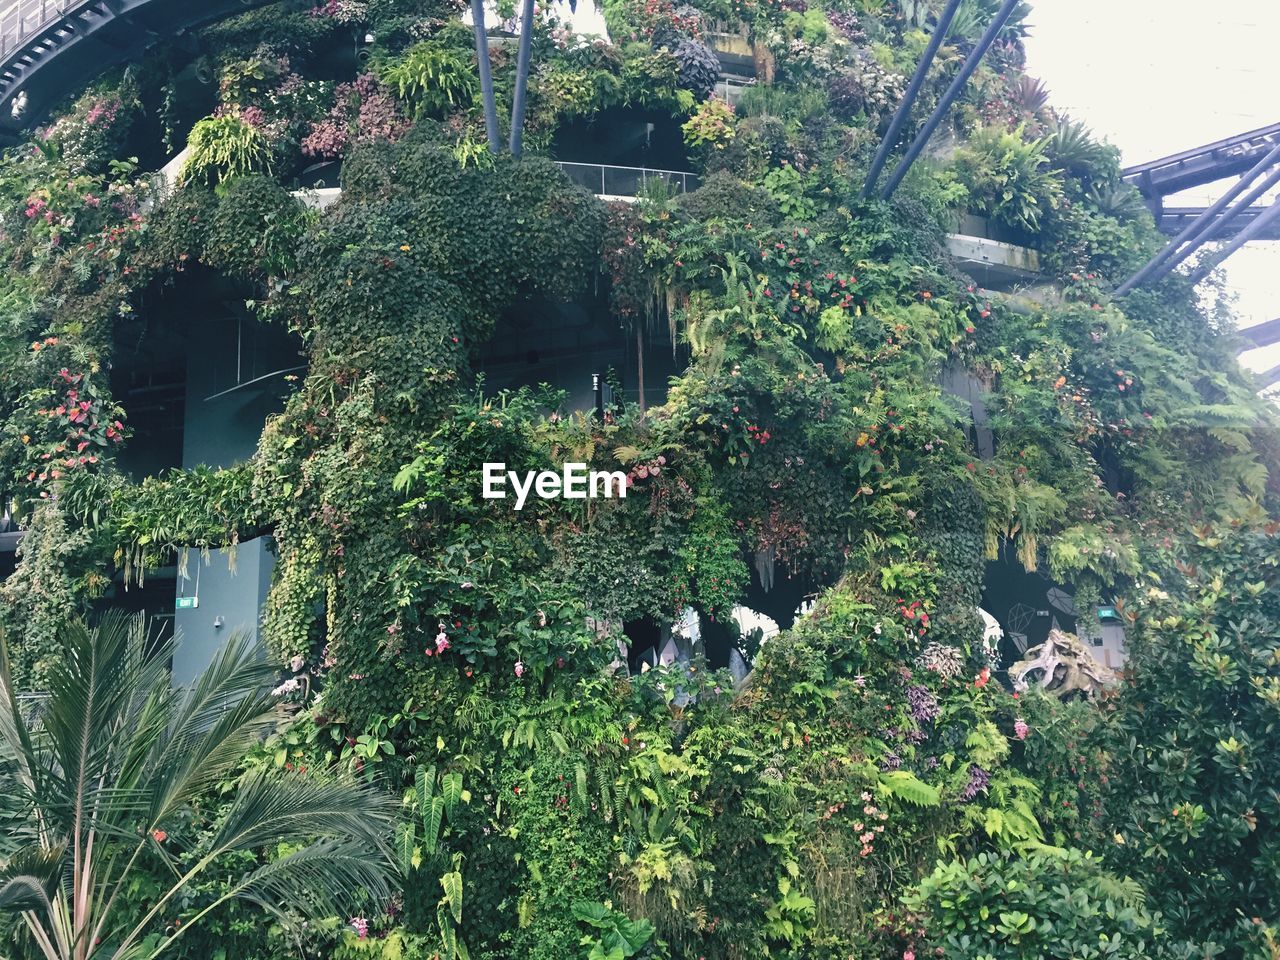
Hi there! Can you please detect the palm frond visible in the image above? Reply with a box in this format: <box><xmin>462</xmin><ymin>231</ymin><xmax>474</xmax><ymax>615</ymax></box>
<box><xmin>208</xmin><ymin>768</ymin><xmax>396</xmax><ymax>858</ymax></box>
<box><xmin>37</xmin><ymin>614</ymin><xmax>142</xmax><ymax>836</ymax></box>
<box><xmin>225</xmin><ymin>838</ymin><xmax>393</xmax><ymax>925</ymax></box>
<box><xmin>0</xmin><ymin>628</ymin><xmax>44</xmax><ymax>814</ymax></box>
<box><xmin>143</xmin><ymin>633</ymin><xmax>281</xmax><ymax>826</ymax></box>
<box><xmin>0</xmin><ymin>843</ymin><xmax>65</xmax><ymax>912</ymax></box>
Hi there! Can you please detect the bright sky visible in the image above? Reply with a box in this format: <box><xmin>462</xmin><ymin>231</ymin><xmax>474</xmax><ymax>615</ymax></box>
<box><xmin>1022</xmin><ymin>1</ymin><xmax>1280</xmax><ymax>375</ymax></box>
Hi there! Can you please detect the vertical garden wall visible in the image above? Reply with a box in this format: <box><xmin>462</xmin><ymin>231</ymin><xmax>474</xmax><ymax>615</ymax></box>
<box><xmin>0</xmin><ymin>1</ymin><xmax>1278</xmax><ymax>958</ymax></box>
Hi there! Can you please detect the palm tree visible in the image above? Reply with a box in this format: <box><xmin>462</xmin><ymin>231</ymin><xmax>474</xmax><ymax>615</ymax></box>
<box><xmin>0</xmin><ymin>613</ymin><xmax>395</xmax><ymax>960</ymax></box>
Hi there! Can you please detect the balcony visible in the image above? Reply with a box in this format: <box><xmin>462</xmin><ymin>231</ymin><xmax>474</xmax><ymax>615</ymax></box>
<box><xmin>554</xmin><ymin>161</ymin><xmax>700</xmax><ymax>200</ymax></box>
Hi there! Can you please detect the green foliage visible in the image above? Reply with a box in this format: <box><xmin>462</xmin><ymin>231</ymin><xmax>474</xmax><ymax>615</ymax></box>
<box><xmin>573</xmin><ymin>902</ymin><xmax>659</xmax><ymax>960</ymax></box>
<box><xmin>378</xmin><ymin>43</ymin><xmax>477</xmax><ymax>117</ymax></box>
<box><xmin>0</xmin><ymin>1</ymin><xmax>1278</xmax><ymax>958</ymax></box>
<box><xmin>0</xmin><ymin>613</ymin><xmax>396</xmax><ymax>960</ymax></box>
<box><xmin>180</xmin><ymin>114</ymin><xmax>274</xmax><ymax>185</ymax></box>
<box><xmin>682</xmin><ymin>97</ymin><xmax>737</xmax><ymax>155</ymax></box>
<box><xmin>951</xmin><ymin>125</ymin><xmax>1064</xmax><ymax>232</ymax></box>
<box><xmin>907</xmin><ymin>849</ymin><xmax>1192</xmax><ymax>959</ymax></box>
<box><xmin>1102</xmin><ymin>521</ymin><xmax>1280</xmax><ymax>954</ymax></box>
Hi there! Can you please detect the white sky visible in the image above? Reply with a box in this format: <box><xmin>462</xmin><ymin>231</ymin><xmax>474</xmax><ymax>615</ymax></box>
<box><xmin>1022</xmin><ymin>2</ymin><xmax>1280</xmax><ymax>374</ymax></box>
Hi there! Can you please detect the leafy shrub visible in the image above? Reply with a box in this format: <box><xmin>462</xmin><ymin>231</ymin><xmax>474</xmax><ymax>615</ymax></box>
<box><xmin>180</xmin><ymin>113</ymin><xmax>274</xmax><ymax>185</ymax></box>
<box><xmin>682</xmin><ymin>97</ymin><xmax>737</xmax><ymax>154</ymax></box>
<box><xmin>573</xmin><ymin>902</ymin><xmax>661</xmax><ymax>960</ymax></box>
<box><xmin>1102</xmin><ymin>522</ymin><xmax>1280</xmax><ymax>955</ymax></box>
<box><xmin>302</xmin><ymin>73</ymin><xmax>411</xmax><ymax>159</ymax></box>
<box><xmin>379</xmin><ymin>42</ymin><xmax>477</xmax><ymax>117</ymax></box>
<box><xmin>40</xmin><ymin>88</ymin><xmax>138</xmax><ymax>174</ymax></box>
<box><xmin>907</xmin><ymin>849</ymin><xmax>1182</xmax><ymax>959</ymax></box>
<box><xmin>1046</xmin><ymin>116</ymin><xmax>1122</xmax><ymax>188</ymax></box>
<box><xmin>951</xmin><ymin>125</ymin><xmax>1064</xmax><ymax>232</ymax></box>
<box><xmin>667</xmin><ymin>37</ymin><xmax>720</xmax><ymax>100</ymax></box>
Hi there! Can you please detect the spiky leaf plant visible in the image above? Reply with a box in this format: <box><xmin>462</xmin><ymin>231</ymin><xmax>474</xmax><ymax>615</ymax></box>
<box><xmin>0</xmin><ymin>613</ymin><xmax>395</xmax><ymax>960</ymax></box>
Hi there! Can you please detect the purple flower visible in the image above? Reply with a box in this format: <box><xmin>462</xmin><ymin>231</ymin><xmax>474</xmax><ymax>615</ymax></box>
<box><xmin>907</xmin><ymin>684</ymin><xmax>939</xmax><ymax>724</ymax></box>
<box><xmin>959</xmin><ymin>765</ymin><xmax>990</xmax><ymax>802</ymax></box>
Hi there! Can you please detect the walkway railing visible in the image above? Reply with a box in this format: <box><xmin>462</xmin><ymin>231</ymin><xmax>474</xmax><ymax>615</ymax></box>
<box><xmin>0</xmin><ymin>0</ymin><xmax>79</xmax><ymax>59</ymax></box>
<box><xmin>554</xmin><ymin>161</ymin><xmax>699</xmax><ymax>198</ymax></box>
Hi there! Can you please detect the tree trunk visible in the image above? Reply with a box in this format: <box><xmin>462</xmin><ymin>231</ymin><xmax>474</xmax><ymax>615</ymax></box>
<box><xmin>508</xmin><ymin>0</ymin><xmax>536</xmax><ymax>157</ymax></box>
<box><xmin>470</xmin><ymin>0</ymin><xmax>501</xmax><ymax>153</ymax></box>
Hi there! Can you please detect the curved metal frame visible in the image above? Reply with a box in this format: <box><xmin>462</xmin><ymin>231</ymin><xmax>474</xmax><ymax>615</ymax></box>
<box><xmin>0</xmin><ymin>0</ymin><xmax>273</xmax><ymax>139</ymax></box>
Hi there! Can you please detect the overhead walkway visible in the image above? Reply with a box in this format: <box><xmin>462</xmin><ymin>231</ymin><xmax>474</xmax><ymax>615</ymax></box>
<box><xmin>1123</xmin><ymin>121</ymin><xmax>1280</xmax><ymax>210</ymax></box>
<box><xmin>0</xmin><ymin>0</ymin><xmax>272</xmax><ymax>141</ymax></box>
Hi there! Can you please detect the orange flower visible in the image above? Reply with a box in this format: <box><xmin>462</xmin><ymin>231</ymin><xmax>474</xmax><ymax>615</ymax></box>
<box><xmin>151</xmin><ymin>829</ymin><xmax>167</xmax><ymax>842</ymax></box>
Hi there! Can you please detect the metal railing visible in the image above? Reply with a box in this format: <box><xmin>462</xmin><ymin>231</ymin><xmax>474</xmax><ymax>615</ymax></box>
<box><xmin>0</xmin><ymin>0</ymin><xmax>82</xmax><ymax>59</ymax></box>
<box><xmin>554</xmin><ymin>161</ymin><xmax>699</xmax><ymax>198</ymax></box>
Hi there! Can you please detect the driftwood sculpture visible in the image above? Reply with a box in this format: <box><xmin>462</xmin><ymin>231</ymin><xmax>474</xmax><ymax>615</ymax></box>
<box><xmin>1008</xmin><ymin>628</ymin><xmax>1115</xmax><ymax>698</ymax></box>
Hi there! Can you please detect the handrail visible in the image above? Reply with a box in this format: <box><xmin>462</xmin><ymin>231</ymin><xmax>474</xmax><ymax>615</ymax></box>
<box><xmin>554</xmin><ymin>160</ymin><xmax>699</xmax><ymax>197</ymax></box>
<box><xmin>0</xmin><ymin>0</ymin><xmax>82</xmax><ymax>58</ymax></box>
<box><xmin>555</xmin><ymin>160</ymin><xmax>696</xmax><ymax>177</ymax></box>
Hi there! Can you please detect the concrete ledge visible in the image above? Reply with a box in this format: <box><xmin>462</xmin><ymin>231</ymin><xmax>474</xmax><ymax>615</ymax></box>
<box><xmin>292</xmin><ymin>186</ymin><xmax>342</xmax><ymax>210</ymax></box>
<box><xmin>945</xmin><ymin>233</ymin><xmax>1042</xmax><ymax>290</ymax></box>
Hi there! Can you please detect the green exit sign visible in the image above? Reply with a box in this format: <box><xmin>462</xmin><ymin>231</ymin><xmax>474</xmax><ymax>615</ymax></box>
<box><xmin>176</xmin><ymin>596</ymin><xmax>199</xmax><ymax>610</ymax></box>
<box><xmin>1097</xmin><ymin>605</ymin><xmax>1119</xmax><ymax>621</ymax></box>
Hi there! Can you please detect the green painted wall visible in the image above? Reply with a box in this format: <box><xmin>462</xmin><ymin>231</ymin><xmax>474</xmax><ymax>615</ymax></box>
<box><xmin>172</xmin><ymin>311</ymin><xmax>298</xmax><ymax>683</ymax></box>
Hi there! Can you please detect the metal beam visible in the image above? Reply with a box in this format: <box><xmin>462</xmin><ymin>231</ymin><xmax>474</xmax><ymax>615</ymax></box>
<box><xmin>0</xmin><ymin>0</ymin><xmax>275</xmax><ymax>137</ymax></box>
<box><xmin>1117</xmin><ymin>148</ymin><xmax>1280</xmax><ymax>296</ymax></box>
<box><xmin>860</xmin><ymin>0</ymin><xmax>964</xmax><ymax>199</ymax></box>
<box><xmin>1187</xmin><ymin>199</ymin><xmax>1280</xmax><ymax>286</ymax></box>
<box><xmin>1259</xmin><ymin>363</ymin><xmax>1280</xmax><ymax>390</ymax></box>
<box><xmin>507</xmin><ymin>0</ymin><xmax>535</xmax><ymax>157</ymax></box>
<box><xmin>1158</xmin><ymin>206</ymin><xmax>1280</xmax><ymax>241</ymax></box>
<box><xmin>879</xmin><ymin>0</ymin><xmax>1022</xmax><ymax>201</ymax></box>
<box><xmin>1123</xmin><ymin>120</ymin><xmax>1280</xmax><ymax>199</ymax></box>
<box><xmin>1240</xmin><ymin>317</ymin><xmax>1280</xmax><ymax>351</ymax></box>
<box><xmin>470</xmin><ymin>0</ymin><xmax>500</xmax><ymax>154</ymax></box>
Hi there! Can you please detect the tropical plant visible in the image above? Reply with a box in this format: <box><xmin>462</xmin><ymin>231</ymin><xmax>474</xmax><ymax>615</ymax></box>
<box><xmin>1046</xmin><ymin>116</ymin><xmax>1122</xmax><ymax>186</ymax></box>
<box><xmin>951</xmin><ymin>124</ymin><xmax>1064</xmax><ymax>232</ymax></box>
<box><xmin>682</xmin><ymin>97</ymin><xmax>737</xmax><ymax>154</ymax></box>
<box><xmin>948</xmin><ymin>0</ymin><xmax>1031</xmax><ymax>44</ymax></box>
<box><xmin>906</xmin><ymin>849</ymin><xmax>1195</xmax><ymax>959</ymax></box>
<box><xmin>379</xmin><ymin>42</ymin><xmax>477</xmax><ymax>117</ymax></box>
<box><xmin>179</xmin><ymin>114</ymin><xmax>273</xmax><ymax>185</ymax></box>
<box><xmin>0</xmin><ymin>613</ymin><xmax>396</xmax><ymax>960</ymax></box>
<box><xmin>573</xmin><ymin>901</ymin><xmax>659</xmax><ymax>960</ymax></box>
<box><xmin>1102</xmin><ymin>522</ymin><xmax>1280</xmax><ymax>955</ymax></box>
<box><xmin>1011</xmin><ymin>75</ymin><xmax>1050</xmax><ymax>115</ymax></box>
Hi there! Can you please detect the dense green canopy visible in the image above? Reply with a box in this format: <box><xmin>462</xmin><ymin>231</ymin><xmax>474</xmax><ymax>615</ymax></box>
<box><xmin>0</xmin><ymin>0</ymin><xmax>1277</xmax><ymax>958</ymax></box>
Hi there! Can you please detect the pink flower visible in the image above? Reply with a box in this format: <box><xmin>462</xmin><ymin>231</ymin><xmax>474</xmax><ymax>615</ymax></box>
<box><xmin>514</xmin><ymin>661</ymin><xmax>525</xmax><ymax>678</ymax></box>
<box><xmin>904</xmin><ymin>951</ymin><xmax>916</xmax><ymax>960</ymax></box>
<box><xmin>1014</xmin><ymin>718</ymin><xmax>1030</xmax><ymax>740</ymax></box>
<box><xmin>435</xmin><ymin>632</ymin><xmax>450</xmax><ymax>653</ymax></box>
